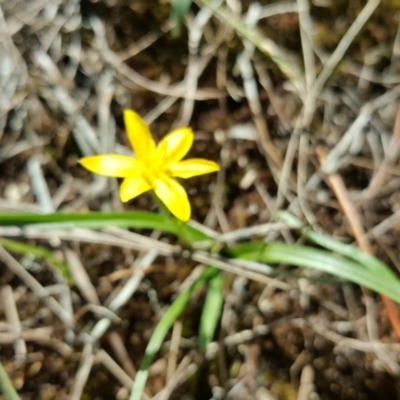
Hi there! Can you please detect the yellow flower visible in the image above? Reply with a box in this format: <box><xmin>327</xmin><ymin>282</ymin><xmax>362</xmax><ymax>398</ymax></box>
<box><xmin>80</xmin><ymin>109</ymin><xmax>219</xmax><ymax>221</ymax></box>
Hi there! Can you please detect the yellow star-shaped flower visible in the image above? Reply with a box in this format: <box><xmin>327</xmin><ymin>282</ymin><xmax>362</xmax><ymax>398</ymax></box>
<box><xmin>80</xmin><ymin>109</ymin><xmax>219</xmax><ymax>221</ymax></box>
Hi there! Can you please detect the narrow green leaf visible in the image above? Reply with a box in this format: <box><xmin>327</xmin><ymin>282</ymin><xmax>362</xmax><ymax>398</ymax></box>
<box><xmin>130</xmin><ymin>266</ymin><xmax>219</xmax><ymax>400</ymax></box>
<box><xmin>277</xmin><ymin>211</ymin><xmax>398</xmax><ymax>280</ymax></box>
<box><xmin>231</xmin><ymin>242</ymin><xmax>400</xmax><ymax>304</ymax></box>
<box><xmin>199</xmin><ymin>270</ymin><xmax>224</xmax><ymax>351</ymax></box>
<box><xmin>170</xmin><ymin>0</ymin><xmax>192</xmax><ymax>37</ymax></box>
<box><xmin>0</xmin><ymin>359</ymin><xmax>20</xmax><ymax>400</ymax></box>
<box><xmin>303</xmin><ymin>229</ymin><xmax>397</xmax><ymax>280</ymax></box>
<box><xmin>0</xmin><ymin>211</ymin><xmax>208</xmax><ymax>245</ymax></box>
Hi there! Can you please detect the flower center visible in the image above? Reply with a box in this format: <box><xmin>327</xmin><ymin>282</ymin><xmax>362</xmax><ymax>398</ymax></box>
<box><xmin>136</xmin><ymin>156</ymin><xmax>168</xmax><ymax>186</ymax></box>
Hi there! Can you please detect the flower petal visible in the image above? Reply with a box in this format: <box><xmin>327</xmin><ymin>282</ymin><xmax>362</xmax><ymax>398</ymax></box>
<box><xmin>120</xmin><ymin>176</ymin><xmax>151</xmax><ymax>202</ymax></box>
<box><xmin>154</xmin><ymin>176</ymin><xmax>191</xmax><ymax>221</ymax></box>
<box><xmin>168</xmin><ymin>159</ymin><xmax>219</xmax><ymax>179</ymax></box>
<box><xmin>157</xmin><ymin>127</ymin><xmax>193</xmax><ymax>162</ymax></box>
<box><xmin>123</xmin><ymin>109</ymin><xmax>156</xmax><ymax>160</ymax></box>
<box><xmin>80</xmin><ymin>155</ymin><xmax>141</xmax><ymax>177</ymax></box>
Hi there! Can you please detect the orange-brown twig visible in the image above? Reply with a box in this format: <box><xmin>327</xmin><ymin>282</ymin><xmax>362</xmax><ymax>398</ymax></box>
<box><xmin>317</xmin><ymin>146</ymin><xmax>400</xmax><ymax>341</ymax></box>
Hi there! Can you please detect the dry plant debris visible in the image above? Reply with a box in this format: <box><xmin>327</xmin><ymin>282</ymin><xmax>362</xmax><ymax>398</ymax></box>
<box><xmin>1</xmin><ymin>0</ymin><xmax>400</xmax><ymax>399</ymax></box>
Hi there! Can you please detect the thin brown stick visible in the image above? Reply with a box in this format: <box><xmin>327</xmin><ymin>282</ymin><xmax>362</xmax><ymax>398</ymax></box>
<box><xmin>317</xmin><ymin>147</ymin><xmax>400</xmax><ymax>341</ymax></box>
<box><xmin>108</xmin><ymin>331</ymin><xmax>137</xmax><ymax>379</ymax></box>
<box><xmin>166</xmin><ymin>321</ymin><xmax>182</xmax><ymax>382</ymax></box>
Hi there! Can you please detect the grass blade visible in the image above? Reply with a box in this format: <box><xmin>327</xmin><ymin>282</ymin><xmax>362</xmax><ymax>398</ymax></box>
<box><xmin>231</xmin><ymin>242</ymin><xmax>400</xmax><ymax>304</ymax></box>
<box><xmin>199</xmin><ymin>270</ymin><xmax>224</xmax><ymax>351</ymax></box>
<box><xmin>0</xmin><ymin>211</ymin><xmax>208</xmax><ymax>244</ymax></box>
<box><xmin>278</xmin><ymin>211</ymin><xmax>398</xmax><ymax>280</ymax></box>
<box><xmin>170</xmin><ymin>0</ymin><xmax>192</xmax><ymax>37</ymax></box>
<box><xmin>0</xmin><ymin>359</ymin><xmax>20</xmax><ymax>400</ymax></box>
<box><xmin>130</xmin><ymin>266</ymin><xmax>219</xmax><ymax>400</ymax></box>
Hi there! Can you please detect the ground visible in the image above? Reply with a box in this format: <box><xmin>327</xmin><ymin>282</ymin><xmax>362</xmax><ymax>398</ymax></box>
<box><xmin>1</xmin><ymin>0</ymin><xmax>400</xmax><ymax>399</ymax></box>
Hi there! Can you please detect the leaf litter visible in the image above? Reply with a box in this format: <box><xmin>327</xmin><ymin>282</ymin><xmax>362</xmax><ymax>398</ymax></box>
<box><xmin>1</xmin><ymin>0</ymin><xmax>400</xmax><ymax>399</ymax></box>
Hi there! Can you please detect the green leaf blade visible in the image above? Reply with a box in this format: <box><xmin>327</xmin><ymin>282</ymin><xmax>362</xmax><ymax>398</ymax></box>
<box><xmin>232</xmin><ymin>242</ymin><xmax>400</xmax><ymax>304</ymax></box>
<box><xmin>199</xmin><ymin>270</ymin><xmax>224</xmax><ymax>351</ymax></box>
